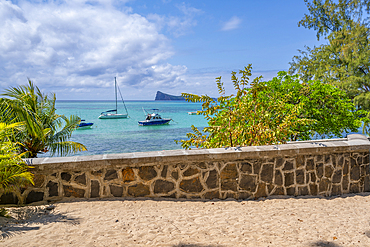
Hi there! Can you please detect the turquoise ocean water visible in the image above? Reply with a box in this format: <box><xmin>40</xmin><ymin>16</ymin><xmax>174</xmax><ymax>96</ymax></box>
<box><xmin>54</xmin><ymin>100</ymin><xmax>207</xmax><ymax>157</ymax></box>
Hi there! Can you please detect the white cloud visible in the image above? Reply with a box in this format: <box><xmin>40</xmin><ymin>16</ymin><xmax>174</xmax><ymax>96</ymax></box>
<box><xmin>0</xmin><ymin>0</ymin><xmax>188</xmax><ymax>99</ymax></box>
<box><xmin>221</xmin><ymin>16</ymin><xmax>242</xmax><ymax>31</ymax></box>
<box><xmin>147</xmin><ymin>2</ymin><xmax>202</xmax><ymax>37</ymax></box>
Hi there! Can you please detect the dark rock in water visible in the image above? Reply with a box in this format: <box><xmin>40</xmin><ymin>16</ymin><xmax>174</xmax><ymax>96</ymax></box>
<box><xmin>155</xmin><ymin>91</ymin><xmax>185</xmax><ymax>100</ymax></box>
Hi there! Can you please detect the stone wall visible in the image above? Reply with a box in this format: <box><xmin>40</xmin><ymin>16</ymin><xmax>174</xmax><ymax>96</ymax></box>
<box><xmin>1</xmin><ymin>134</ymin><xmax>370</xmax><ymax>205</ymax></box>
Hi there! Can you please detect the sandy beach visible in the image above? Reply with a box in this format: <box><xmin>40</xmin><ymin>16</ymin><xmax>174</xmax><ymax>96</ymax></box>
<box><xmin>1</xmin><ymin>193</ymin><xmax>370</xmax><ymax>247</ymax></box>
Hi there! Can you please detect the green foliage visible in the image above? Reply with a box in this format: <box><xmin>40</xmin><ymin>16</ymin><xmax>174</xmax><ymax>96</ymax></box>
<box><xmin>177</xmin><ymin>66</ymin><xmax>364</xmax><ymax>149</ymax></box>
<box><xmin>0</xmin><ymin>80</ymin><xmax>87</xmax><ymax>158</ymax></box>
<box><xmin>0</xmin><ymin>122</ymin><xmax>34</xmax><ymax>193</ymax></box>
<box><xmin>290</xmin><ymin>0</ymin><xmax>370</xmax><ymax>113</ymax></box>
<box><xmin>263</xmin><ymin>71</ymin><xmax>365</xmax><ymax>140</ymax></box>
<box><xmin>298</xmin><ymin>0</ymin><xmax>370</xmax><ymax>40</ymax></box>
<box><xmin>177</xmin><ymin>65</ymin><xmax>312</xmax><ymax>149</ymax></box>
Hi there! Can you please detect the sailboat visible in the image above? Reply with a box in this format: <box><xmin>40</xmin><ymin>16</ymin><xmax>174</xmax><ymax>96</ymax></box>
<box><xmin>98</xmin><ymin>77</ymin><xmax>129</xmax><ymax>119</ymax></box>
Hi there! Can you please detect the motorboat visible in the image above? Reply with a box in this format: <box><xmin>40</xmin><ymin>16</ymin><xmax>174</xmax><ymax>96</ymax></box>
<box><xmin>188</xmin><ymin>111</ymin><xmax>198</xmax><ymax>115</ymax></box>
<box><xmin>77</xmin><ymin>120</ymin><xmax>94</xmax><ymax>129</ymax></box>
<box><xmin>138</xmin><ymin>109</ymin><xmax>171</xmax><ymax>126</ymax></box>
<box><xmin>99</xmin><ymin>77</ymin><xmax>129</xmax><ymax>119</ymax></box>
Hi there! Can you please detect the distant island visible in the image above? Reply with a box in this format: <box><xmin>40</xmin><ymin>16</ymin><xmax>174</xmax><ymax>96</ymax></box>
<box><xmin>155</xmin><ymin>91</ymin><xmax>186</xmax><ymax>100</ymax></box>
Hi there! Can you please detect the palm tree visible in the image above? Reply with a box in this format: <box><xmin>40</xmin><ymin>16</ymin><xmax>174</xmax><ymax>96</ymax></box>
<box><xmin>0</xmin><ymin>122</ymin><xmax>34</xmax><ymax>192</ymax></box>
<box><xmin>0</xmin><ymin>80</ymin><xmax>87</xmax><ymax>158</ymax></box>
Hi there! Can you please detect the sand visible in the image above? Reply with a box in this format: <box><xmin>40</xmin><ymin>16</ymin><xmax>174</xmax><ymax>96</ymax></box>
<box><xmin>1</xmin><ymin>193</ymin><xmax>370</xmax><ymax>247</ymax></box>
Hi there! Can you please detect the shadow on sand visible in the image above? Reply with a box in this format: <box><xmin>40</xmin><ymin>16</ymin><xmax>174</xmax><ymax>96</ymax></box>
<box><xmin>0</xmin><ymin>206</ymin><xmax>80</xmax><ymax>240</ymax></box>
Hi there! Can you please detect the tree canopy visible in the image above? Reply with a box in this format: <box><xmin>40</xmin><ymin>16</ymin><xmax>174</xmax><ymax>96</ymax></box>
<box><xmin>0</xmin><ymin>122</ymin><xmax>34</xmax><ymax>192</ymax></box>
<box><xmin>290</xmin><ymin>0</ymin><xmax>370</xmax><ymax>113</ymax></box>
<box><xmin>0</xmin><ymin>80</ymin><xmax>87</xmax><ymax>158</ymax></box>
<box><xmin>177</xmin><ymin>65</ymin><xmax>363</xmax><ymax>149</ymax></box>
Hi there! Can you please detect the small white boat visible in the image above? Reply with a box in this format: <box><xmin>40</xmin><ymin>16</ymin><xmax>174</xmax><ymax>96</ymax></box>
<box><xmin>188</xmin><ymin>111</ymin><xmax>198</xmax><ymax>115</ymax></box>
<box><xmin>138</xmin><ymin>109</ymin><xmax>171</xmax><ymax>126</ymax></box>
<box><xmin>99</xmin><ymin>77</ymin><xmax>129</xmax><ymax>119</ymax></box>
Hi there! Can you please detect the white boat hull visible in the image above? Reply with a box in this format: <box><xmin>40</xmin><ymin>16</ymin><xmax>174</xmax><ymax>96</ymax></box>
<box><xmin>98</xmin><ymin>114</ymin><xmax>128</xmax><ymax>119</ymax></box>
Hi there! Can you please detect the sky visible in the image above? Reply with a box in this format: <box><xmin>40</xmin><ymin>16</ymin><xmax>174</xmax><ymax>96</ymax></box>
<box><xmin>0</xmin><ymin>0</ymin><xmax>324</xmax><ymax>100</ymax></box>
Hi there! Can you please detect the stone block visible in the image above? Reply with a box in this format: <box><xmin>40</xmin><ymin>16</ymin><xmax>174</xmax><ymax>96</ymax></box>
<box><xmin>309</xmin><ymin>184</ymin><xmax>318</xmax><ymax>195</ymax></box>
<box><xmin>225</xmin><ymin>192</ymin><xmax>237</xmax><ymax>199</ymax></box>
<box><xmin>350</xmin><ymin>183</ymin><xmax>360</xmax><ymax>193</ymax></box>
<box><xmin>316</xmin><ymin>155</ymin><xmax>323</xmax><ymax>162</ymax></box>
<box><xmin>296</xmin><ymin>169</ymin><xmax>305</xmax><ymax>185</ymax></box>
<box><xmin>343</xmin><ymin>161</ymin><xmax>349</xmax><ymax>175</ymax></box>
<box><xmin>26</xmin><ymin>191</ymin><xmax>44</xmax><ymax>204</ymax></box>
<box><xmin>63</xmin><ymin>185</ymin><xmax>85</xmax><ymax>198</ymax></box>
<box><xmin>275</xmin><ymin>157</ymin><xmax>284</xmax><ymax>168</ymax></box>
<box><xmin>272</xmin><ymin>186</ymin><xmax>285</xmax><ymax>196</ymax></box>
<box><xmin>324</xmin><ymin>155</ymin><xmax>331</xmax><ymax>164</ymax></box>
<box><xmin>47</xmin><ymin>181</ymin><xmax>59</xmax><ymax>197</ymax></box>
<box><xmin>332</xmin><ymin>170</ymin><xmax>342</xmax><ymax>184</ymax></box>
<box><xmin>319</xmin><ymin>178</ymin><xmax>330</xmax><ymax>193</ymax></box>
<box><xmin>90</xmin><ymin>180</ymin><xmax>100</xmax><ymax>198</ymax></box>
<box><xmin>296</xmin><ymin>155</ymin><xmax>305</xmax><ymax>168</ymax></box>
<box><xmin>171</xmin><ymin>170</ymin><xmax>178</xmax><ymax>180</ymax></box>
<box><xmin>197</xmin><ymin>162</ymin><xmax>207</xmax><ymax>169</ymax></box>
<box><xmin>284</xmin><ymin>172</ymin><xmax>294</xmax><ymax>187</ymax></box>
<box><xmin>331</xmin><ymin>184</ymin><xmax>342</xmax><ymax>196</ymax></box>
<box><xmin>239</xmin><ymin>174</ymin><xmax>257</xmax><ymax>192</ymax></box>
<box><xmin>183</xmin><ymin>167</ymin><xmax>199</xmax><ymax>177</ymax></box>
<box><xmin>331</xmin><ymin>155</ymin><xmax>337</xmax><ymax>167</ymax></box>
<box><xmin>0</xmin><ymin>193</ymin><xmax>18</xmax><ymax>204</ymax></box>
<box><xmin>180</xmin><ymin>177</ymin><xmax>204</xmax><ymax>193</ymax></box>
<box><xmin>240</xmin><ymin>162</ymin><xmax>252</xmax><ymax>173</ymax></box>
<box><xmin>122</xmin><ymin>167</ymin><xmax>135</xmax><ymax>182</ymax></box>
<box><xmin>260</xmin><ymin>164</ymin><xmax>274</xmax><ymax>183</ymax></box>
<box><xmin>286</xmin><ymin>187</ymin><xmax>295</xmax><ymax>196</ymax></box>
<box><xmin>357</xmin><ymin>156</ymin><xmax>363</xmax><ymax>165</ymax></box>
<box><xmin>342</xmin><ymin>175</ymin><xmax>349</xmax><ymax>191</ymax></box>
<box><xmin>361</xmin><ymin>165</ymin><xmax>369</xmax><ymax>177</ymax></box>
<box><xmin>316</xmin><ymin>163</ymin><xmax>324</xmax><ymax>178</ymax></box>
<box><xmin>161</xmin><ymin>165</ymin><xmax>168</xmax><ymax>178</ymax></box>
<box><xmin>350</xmin><ymin>157</ymin><xmax>357</xmax><ymax>168</ymax></box>
<box><xmin>364</xmin><ymin>155</ymin><xmax>369</xmax><ymax>164</ymax></box>
<box><xmin>32</xmin><ymin>174</ymin><xmax>45</xmax><ymax>188</ymax></box>
<box><xmin>337</xmin><ymin>156</ymin><xmax>344</xmax><ymax>167</ymax></box>
<box><xmin>138</xmin><ymin>166</ymin><xmax>157</xmax><ymax>181</ymax></box>
<box><xmin>255</xmin><ymin>183</ymin><xmax>267</xmax><ymax>198</ymax></box>
<box><xmin>220</xmin><ymin>163</ymin><xmax>238</xmax><ymax>191</ymax></box>
<box><xmin>306</xmin><ymin>158</ymin><xmax>315</xmax><ymax>171</ymax></box>
<box><xmin>203</xmin><ymin>190</ymin><xmax>220</xmax><ymax>199</ymax></box>
<box><xmin>253</xmin><ymin>160</ymin><xmax>262</xmax><ymax>175</ymax></box>
<box><xmin>324</xmin><ymin>165</ymin><xmax>334</xmax><ymax>178</ymax></box>
<box><xmin>283</xmin><ymin>160</ymin><xmax>294</xmax><ymax>171</ymax></box>
<box><xmin>104</xmin><ymin>169</ymin><xmax>118</xmax><ymax>180</ymax></box>
<box><xmin>274</xmin><ymin>170</ymin><xmax>283</xmax><ymax>186</ymax></box>
<box><xmin>91</xmin><ymin>170</ymin><xmax>103</xmax><ymax>177</ymax></box>
<box><xmin>238</xmin><ymin>191</ymin><xmax>252</xmax><ymax>199</ymax></box>
<box><xmin>110</xmin><ymin>185</ymin><xmax>123</xmax><ymax>197</ymax></box>
<box><xmin>128</xmin><ymin>183</ymin><xmax>150</xmax><ymax>197</ymax></box>
<box><xmin>364</xmin><ymin>176</ymin><xmax>370</xmax><ymax>192</ymax></box>
<box><xmin>75</xmin><ymin>174</ymin><xmax>86</xmax><ymax>185</ymax></box>
<box><xmin>154</xmin><ymin>179</ymin><xmax>175</xmax><ymax>194</ymax></box>
<box><xmin>61</xmin><ymin>172</ymin><xmax>71</xmax><ymax>182</ymax></box>
<box><xmin>298</xmin><ymin>186</ymin><xmax>309</xmax><ymax>196</ymax></box>
<box><xmin>206</xmin><ymin>170</ymin><xmax>218</xmax><ymax>189</ymax></box>
<box><xmin>350</xmin><ymin>165</ymin><xmax>360</xmax><ymax>181</ymax></box>
<box><xmin>310</xmin><ymin>172</ymin><xmax>316</xmax><ymax>183</ymax></box>
<box><xmin>268</xmin><ymin>184</ymin><xmax>275</xmax><ymax>194</ymax></box>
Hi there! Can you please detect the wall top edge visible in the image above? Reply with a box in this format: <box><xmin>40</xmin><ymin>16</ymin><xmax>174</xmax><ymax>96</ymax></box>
<box><xmin>27</xmin><ymin>134</ymin><xmax>370</xmax><ymax>165</ymax></box>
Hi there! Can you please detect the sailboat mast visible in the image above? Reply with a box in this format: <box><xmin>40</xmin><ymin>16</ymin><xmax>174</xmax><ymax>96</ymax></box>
<box><xmin>115</xmin><ymin>77</ymin><xmax>118</xmax><ymax>113</ymax></box>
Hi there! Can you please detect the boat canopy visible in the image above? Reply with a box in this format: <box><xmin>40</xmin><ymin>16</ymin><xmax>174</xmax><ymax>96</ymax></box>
<box><xmin>101</xmin><ymin>109</ymin><xmax>117</xmax><ymax>114</ymax></box>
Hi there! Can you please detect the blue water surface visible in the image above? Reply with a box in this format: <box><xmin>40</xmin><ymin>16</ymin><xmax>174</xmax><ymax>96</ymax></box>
<box><xmin>54</xmin><ymin>100</ymin><xmax>208</xmax><ymax>156</ymax></box>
